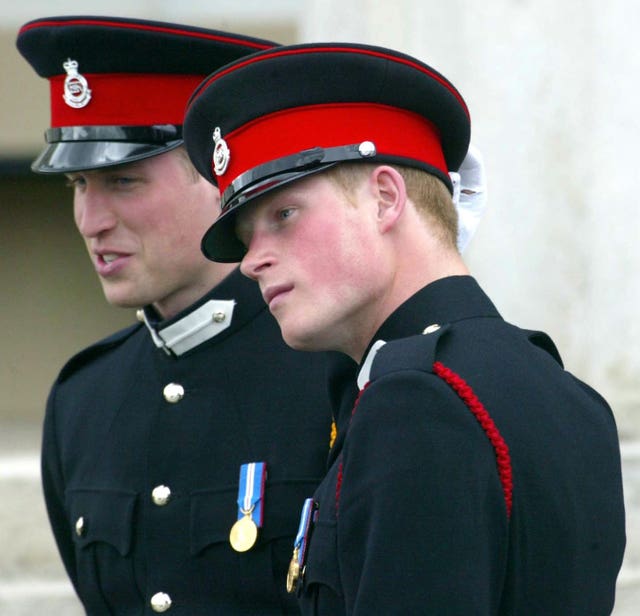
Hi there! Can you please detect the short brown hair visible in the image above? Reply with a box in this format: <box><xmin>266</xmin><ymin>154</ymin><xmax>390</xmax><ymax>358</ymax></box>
<box><xmin>324</xmin><ymin>162</ymin><xmax>458</xmax><ymax>248</ymax></box>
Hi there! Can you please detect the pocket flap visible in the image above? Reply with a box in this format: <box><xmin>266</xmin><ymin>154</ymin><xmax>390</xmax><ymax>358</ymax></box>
<box><xmin>67</xmin><ymin>488</ymin><xmax>137</xmax><ymax>556</ymax></box>
<box><xmin>303</xmin><ymin>520</ymin><xmax>342</xmax><ymax>595</ymax></box>
<box><xmin>190</xmin><ymin>480</ymin><xmax>319</xmax><ymax>556</ymax></box>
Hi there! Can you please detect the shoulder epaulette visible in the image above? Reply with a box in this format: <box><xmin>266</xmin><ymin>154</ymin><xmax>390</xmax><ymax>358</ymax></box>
<box><xmin>369</xmin><ymin>324</ymin><xmax>450</xmax><ymax>383</ymax></box>
<box><xmin>57</xmin><ymin>323</ymin><xmax>142</xmax><ymax>383</ymax></box>
<box><xmin>523</xmin><ymin>329</ymin><xmax>564</xmax><ymax>367</ymax></box>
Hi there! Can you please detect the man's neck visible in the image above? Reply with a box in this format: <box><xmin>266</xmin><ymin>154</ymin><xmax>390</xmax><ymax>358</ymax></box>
<box><xmin>153</xmin><ymin>263</ymin><xmax>239</xmax><ymax>320</ymax></box>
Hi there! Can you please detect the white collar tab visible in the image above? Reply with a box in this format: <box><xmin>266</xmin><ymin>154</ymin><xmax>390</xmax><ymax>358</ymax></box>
<box><xmin>140</xmin><ymin>299</ymin><xmax>236</xmax><ymax>356</ymax></box>
<box><xmin>357</xmin><ymin>339</ymin><xmax>387</xmax><ymax>390</ymax></box>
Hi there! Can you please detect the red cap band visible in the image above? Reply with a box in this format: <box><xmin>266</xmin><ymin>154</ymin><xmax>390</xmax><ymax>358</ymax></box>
<box><xmin>49</xmin><ymin>73</ymin><xmax>204</xmax><ymax>127</ymax></box>
<box><xmin>214</xmin><ymin>102</ymin><xmax>446</xmax><ymax>196</ymax></box>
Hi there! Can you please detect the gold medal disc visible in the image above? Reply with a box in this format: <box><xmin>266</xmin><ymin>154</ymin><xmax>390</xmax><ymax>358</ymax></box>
<box><xmin>229</xmin><ymin>515</ymin><xmax>258</xmax><ymax>552</ymax></box>
<box><xmin>286</xmin><ymin>549</ymin><xmax>301</xmax><ymax>593</ymax></box>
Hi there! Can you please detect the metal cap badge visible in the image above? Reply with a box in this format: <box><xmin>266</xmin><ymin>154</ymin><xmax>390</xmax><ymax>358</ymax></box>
<box><xmin>62</xmin><ymin>58</ymin><xmax>92</xmax><ymax>108</ymax></box>
<box><xmin>213</xmin><ymin>127</ymin><xmax>230</xmax><ymax>176</ymax></box>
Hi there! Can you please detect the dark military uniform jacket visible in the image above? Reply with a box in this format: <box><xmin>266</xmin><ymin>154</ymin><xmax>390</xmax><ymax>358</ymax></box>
<box><xmin>297</xmin><ymin>275</ymin><xmax>626</xmax><ymax>615</ymax></box>
<box><xmin>42</xmin><ymin>268</ymin><xmax>338</xmax><ymax>615</ymax></box>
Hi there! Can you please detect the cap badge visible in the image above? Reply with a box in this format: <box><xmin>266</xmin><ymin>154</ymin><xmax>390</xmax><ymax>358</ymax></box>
<box><xmin>212</xmin><ymin>127</ymin><xmax>230</xmax><ymax>176</ymax></box>
<box><xmin>62</xmin><ymin>59</ymin><xmax>92</xmax><ymax>109</ymax></box>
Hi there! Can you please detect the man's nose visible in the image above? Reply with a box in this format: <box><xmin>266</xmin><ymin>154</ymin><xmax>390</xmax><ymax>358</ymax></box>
<box><xmin>239</xmin><ymin>230</ymin><xmax>274</xmax><ymax>281</ymax></box>
<box><xmin>74</xmin><ymin>189</ymin><xmax>117</xmax><ymax>238</ymax></box>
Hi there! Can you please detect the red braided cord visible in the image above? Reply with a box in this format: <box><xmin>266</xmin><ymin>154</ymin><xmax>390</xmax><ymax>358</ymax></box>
<box><xmin>433</xmin><ymin>361</ymin><xmax>513</xmax><ymax>517</ymax></box>
<box><xmin>335</xmin><ymin>461</ymin><xmax>343</xmax><ymax>515</ymax></box>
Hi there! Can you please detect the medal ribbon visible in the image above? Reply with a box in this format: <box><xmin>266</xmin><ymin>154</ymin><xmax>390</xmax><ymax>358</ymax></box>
<box><xmin>294</xmin><ymin>498</ymin><xmax>317</xmax><ymax>567</ymax></box>
<box><xmin>237</xmin><ymin>462</ymin><xmax>267</xmax><ymax>527</ymax></box>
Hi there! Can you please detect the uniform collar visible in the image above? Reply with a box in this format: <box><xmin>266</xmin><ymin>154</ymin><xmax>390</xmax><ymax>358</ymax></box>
<box><xmin>327</xmin><ymin>276</ymin><xmax>500</xmax><ymax>464</ymax></box>
<box><xmin>357</xmin><ymin>275</ymin><xmax>500</xmax><ymax>385</ymax></box>
<box><xmin>137</xmin><ymin>268</ymin><xmax>266</xmax><ymax>356</ymax></box>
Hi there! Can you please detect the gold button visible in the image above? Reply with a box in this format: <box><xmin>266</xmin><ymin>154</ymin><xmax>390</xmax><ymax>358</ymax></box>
<box><xmin>151</xmin><ymin>485</ymin><xmax>171</xmax><ymax>506</ymax></box>
<box><xmin>136</xmin><ymin>309</ymin><xmax>145</xmax><ymax>322</ymax></box>
<box><xmin>163</xmin><ymin>383</ymin><xmax>184</xmax><ymax>403</ymax></box>
<box><xmin>150</xmin><ymin>592</ymin><xmax>172</xmax><ymax>612</ymax></box>
<box><xmin>212</xmin><ymin>311</ymin><xmax>226</xmax><ymax>323</ymax></box>
<box><xmin>422</xmin><ymin>324</ymin><xmax>441</xmax><ymax>334</ymax></box>
<box><xmin>75</xmin><ymin>516</ymin><xmax>85</xmax><ymax>537</ymax></box>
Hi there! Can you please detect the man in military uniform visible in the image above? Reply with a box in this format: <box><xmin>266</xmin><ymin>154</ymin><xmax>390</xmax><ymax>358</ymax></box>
<box><xmin>16</xmin><ymin>17</ymin><xmax>354</xmax><ymax>615</ymax></box>
<box><xmin>183</xmin><ymin>42</ymin><xmax>626</xmax><ymax>614</ymax></box>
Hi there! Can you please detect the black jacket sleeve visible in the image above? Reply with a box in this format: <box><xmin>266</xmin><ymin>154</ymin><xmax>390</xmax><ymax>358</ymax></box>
<box><xmin>41</xmin><ymin>382</ymin><xmax>80</xmax><ymax>597</ymax></box>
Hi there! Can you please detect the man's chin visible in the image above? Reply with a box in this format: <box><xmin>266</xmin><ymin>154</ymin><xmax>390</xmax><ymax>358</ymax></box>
<box><xmin>281</xmin><ymin>326</ymin><xmax>328</xmax><ymax>354</ymax></box>
<box><xmin>101</xmin><ymin>285</ymin><xmax>148</xmax><ymax>310</ymax></box>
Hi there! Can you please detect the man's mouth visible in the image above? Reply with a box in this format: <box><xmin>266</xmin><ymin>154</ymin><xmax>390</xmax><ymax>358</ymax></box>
<box><xmin>94</xmin><ymin>251</ymin><xmax>130</xmax><ymax>276</ymax></box>
<box><xmin>263</xmin><ymin>284</ymin><xmax>293</xmax><ymax>308</ymax></box>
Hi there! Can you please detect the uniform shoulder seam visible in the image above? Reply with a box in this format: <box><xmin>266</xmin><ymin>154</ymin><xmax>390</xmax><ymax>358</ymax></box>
<box><xmin>57</xmin><ymin>322</ymin><xmax>142</xmax><ymax>383</ymax></box>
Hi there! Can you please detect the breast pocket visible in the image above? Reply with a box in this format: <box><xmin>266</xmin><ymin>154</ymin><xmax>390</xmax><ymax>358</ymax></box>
<box><xmin>189</xmin><ymin>480</ymin><xmax>321</xmax><ymax>555</ymax></box>
<box><xmin>190</xmin><ymin>480</ymin><xmax>320</xmax><ymax>612</ymax></box>
<box><xmin>66</xmin><ymin>488</ymin><xmax>139</xmax><ymax>612</ymax></box>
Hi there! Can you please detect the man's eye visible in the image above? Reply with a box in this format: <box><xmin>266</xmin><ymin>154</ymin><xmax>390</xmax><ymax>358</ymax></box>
<box><xmin>111</xmin><ymin>176</ymin><xmax>136</xmax><ymax>186</ymax></box>
<box><xmin>65</xmin><ymin>176</ymin><xmax>85</xmax><ymax>189</ymax></box>
<box><xmin>278</xmin><ymin>207</ymin><xmax>294</xmax><ymax>220</ymax></box>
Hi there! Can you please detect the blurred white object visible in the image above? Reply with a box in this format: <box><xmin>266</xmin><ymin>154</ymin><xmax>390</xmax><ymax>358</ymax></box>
<box><xmin>449</xmin><ymin>144</ymin><xmax>487</xmax><ymax>253</ymax></box>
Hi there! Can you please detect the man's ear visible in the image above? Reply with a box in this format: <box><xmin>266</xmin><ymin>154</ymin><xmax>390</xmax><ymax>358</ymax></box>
<box><xmin>371</xmin><ymin>165</ymin><xmax>407</xmax><ymax>233</ymax></box>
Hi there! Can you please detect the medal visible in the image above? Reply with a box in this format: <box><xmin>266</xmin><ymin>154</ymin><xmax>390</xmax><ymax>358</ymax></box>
<box><xmin>229</xmin><ymin>462</ymin><xmax>266</xmax><ymax>552</ymax></box>
<box><xmin>287</xmin><ymin>498</ymin><xmax>318</xmax><ymax>593</ymax></box>
<box><xmin>286</xmin><ymin>547</ymin><xmax>301</xmax><ymax>593</ymax></box>
<box><xmin>229</xmin><ymin>512</ymin><xmax>258</xmax><ymax>552</ymax></box>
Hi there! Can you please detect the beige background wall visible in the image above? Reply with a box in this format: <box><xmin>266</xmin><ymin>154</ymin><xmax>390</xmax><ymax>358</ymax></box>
<box><xmin>1</xmin><ymin>176</ymin><xmax>134</xmax><ymax>420</ymax></box>
<box><xmin>1</xmin><ymin>25</ymin><xmax>144</xmax><ymax>422</ymax></box>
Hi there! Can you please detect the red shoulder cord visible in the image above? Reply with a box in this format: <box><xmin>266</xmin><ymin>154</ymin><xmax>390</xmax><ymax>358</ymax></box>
<box><xmin>433</xmin><ymin>361</ymin><xmax>513</xmax><ymax>518</ymax></box>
